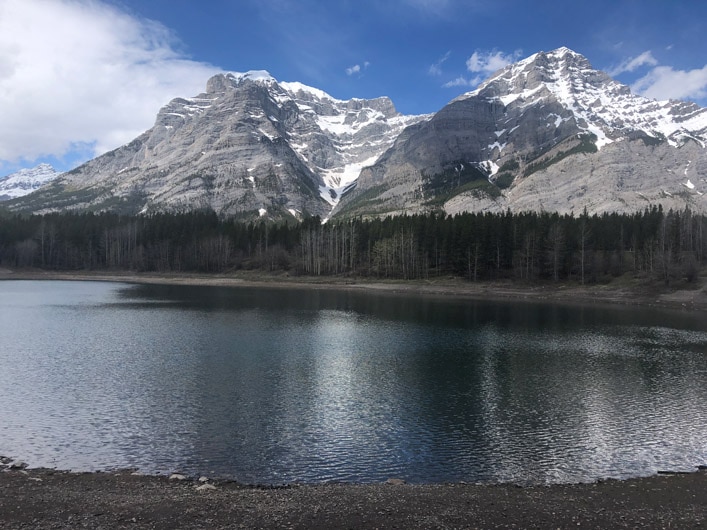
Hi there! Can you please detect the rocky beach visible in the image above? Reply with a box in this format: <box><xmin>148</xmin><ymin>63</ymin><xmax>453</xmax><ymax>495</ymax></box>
<box><xmin>1</xmin><ymin>462</ymin><xmax>706</xmax><ymax>529</ymax></box>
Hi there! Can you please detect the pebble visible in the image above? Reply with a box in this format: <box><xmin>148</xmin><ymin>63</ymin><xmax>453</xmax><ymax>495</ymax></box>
<box><xmin>198</xmin><ymin>476</ymin><xmax>209</xmax><ymax>483</ymax></box>
<box><xmin>196</xmin><ymin>483</ymin><xmax>217</xmax><ymax>492</ymax></box>
<box><xmin>385</xmin><ymin>478</ymin><xmax>406</xmax><ymax>485</ymax></box>
<box><xmin>169</xmin><ymin>473</ymin><xmax>187</xmax><ymax>481</ymax></box>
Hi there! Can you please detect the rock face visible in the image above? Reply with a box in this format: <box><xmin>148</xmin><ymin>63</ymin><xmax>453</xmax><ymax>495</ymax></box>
<box><xmin>0</xmin><ymin>163</ymin><xmax>60</xmax><ymax>201</ymax></box>
<box><xmin>10</xmin><ymin>72</ymin><xmax>426</xmax><ymax>220</ymax></box>
<box><xmin>9</xmin><ymin>49</ymin><xmax>707</xmax><ymax>220</ymax></box>
<box><xmin>335</xmin><ymin>47</ymin><xmax>707</xmax><ymax>218</ymax></box>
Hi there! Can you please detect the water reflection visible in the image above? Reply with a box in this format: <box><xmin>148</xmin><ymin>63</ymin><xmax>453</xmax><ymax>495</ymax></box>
<box><xmin>0</xmin><ymin>280</ymin><xmax>705</xmax><ymax>484</ymax></box>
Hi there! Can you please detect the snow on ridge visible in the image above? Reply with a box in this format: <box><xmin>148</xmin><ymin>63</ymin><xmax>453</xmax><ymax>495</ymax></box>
<box><xmin>0</xmin><ymin>163</ymin><xmax>61</xmax><ymax>199</ymax></box>
<box><xmin>487</xmin><ymin>140</ymin><xmax>507</xmax><ymax>154</ymax></box>
<box><xmin>320</xmin><ymin>153</ymin><xmax>381</xmax><ymax>205</ymax></box>
<box><xmin>311</xmin><ymin>111</ymin><xmax>428</xmax><ymax>206</ymax></box>
<box><xmin>280</xmin><ymin>81</ymin><xmax>340</xmax><ymax>103</ymax></box>
<box><xmin>480</xmin><ymin>160</ymin><xmax>500</xmax><ymax>176</ymax></box>
<box><xmin>227</xmin><ymin>70</ymin><xmax>277</xmax><ymax>84</ymax></box>
<box><xmin>457</xmin><ymin>47</ymin><xmax>707</xmax><ymax>151</ymax></box>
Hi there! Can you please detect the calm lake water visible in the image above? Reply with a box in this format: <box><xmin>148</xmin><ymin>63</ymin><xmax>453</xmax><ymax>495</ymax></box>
<box><xmin>0</xmin><ymin>280</ymin><xmax>705</xmax><ymax>485</ymax></box>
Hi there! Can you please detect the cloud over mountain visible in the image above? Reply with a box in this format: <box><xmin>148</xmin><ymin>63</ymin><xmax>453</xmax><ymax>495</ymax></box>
<box><xmin>633</xmin><ymin>64</ymin><xmax>707</xmax><ymax>102</ymax></box>
<box><xmin>0</xmin><ymin>0</ymin><xmax>219</xmax><ymax>168</ymax></box>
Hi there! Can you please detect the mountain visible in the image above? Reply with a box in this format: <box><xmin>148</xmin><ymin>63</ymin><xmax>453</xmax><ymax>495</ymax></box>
<box><xmin>10</xmin><ymin>72</ymin><xmax>426</xmax><ymax>219</ymax></box>
<box><xmin>0</xmin><ymin>163</ymin><xmax>60</xmax><ymax>201</ymax></box>
<box><xmin>335</xmin><ymin>47</ymin><xmax>707</xmax><ymax>218</ymax></box>
<box><xmin>10</xmin><ymin>48</ymin><xmax>707</xmax><ymax>220</ymax></box>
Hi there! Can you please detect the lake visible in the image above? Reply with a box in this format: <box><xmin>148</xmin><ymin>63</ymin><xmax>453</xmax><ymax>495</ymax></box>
<box><xmin>0</xmin><ymin>280</ymin><xmax>705</xmax><ymax>485</ymax></box>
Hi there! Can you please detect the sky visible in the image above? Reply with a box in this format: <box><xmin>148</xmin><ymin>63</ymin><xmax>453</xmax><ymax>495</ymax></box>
<box><xmin>1</xmin><ymin>0</ymin><xmax>707</xmax><ymax>176</ymax></box>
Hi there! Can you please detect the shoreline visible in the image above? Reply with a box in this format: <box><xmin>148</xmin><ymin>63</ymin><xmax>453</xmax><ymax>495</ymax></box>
<box><xmin>2</xmin><ymin>271</ymin><xmax>707</xmax><ymax>526</ymax></box>
<box><xmin>2</xmin><ymin>267</ymin><xmax>707</xmax><ymax>312</ymax></box>
<box><xmin>1</xmin><ymin>465</ymin><xmax>705</xmax><ymax>528</ymax></box>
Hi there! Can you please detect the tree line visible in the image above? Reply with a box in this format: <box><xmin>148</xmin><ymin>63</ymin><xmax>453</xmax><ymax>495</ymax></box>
<box><xmin>0</xmin><ymin>206</ymin><xmax>705</xmax><ymax>284</ymax></box>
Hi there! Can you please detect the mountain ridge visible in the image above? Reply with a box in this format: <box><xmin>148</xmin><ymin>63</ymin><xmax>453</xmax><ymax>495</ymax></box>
<box><xmin>10</xmin><ymin>72</ymin><xmax>426</xmax><ymax>219</ymax></box>
<box><xmin>335</xmin><ymin>47</ymin><xmax>706</xmax><ymax>218</ymax></box>
<box><xmin>8</xmin><ymin>48</ymin><xmax>707</xmax><ymax>219</ymax></box>
<box><xmin>0</xmin><ymin>163</ymin><xmax>61</xmax><ymax>201</ymax></box>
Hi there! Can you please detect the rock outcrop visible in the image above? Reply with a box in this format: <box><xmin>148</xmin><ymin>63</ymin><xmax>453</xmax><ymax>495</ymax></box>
<box><xmin>335</xmin><ymin>47</ymin><xmax>707</xmax><ymax>218</ymax></box>
<box><xmin>11</xmin><ymin>72</ymin><xmax>426</xmax><ymax>220</ymax></box>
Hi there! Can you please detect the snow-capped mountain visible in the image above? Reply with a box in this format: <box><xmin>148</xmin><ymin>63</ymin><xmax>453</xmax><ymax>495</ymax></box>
<box><xmin>0</xmin><ymin>163</ymin><xmax>60</xmax><ymax>201</ymax></box>
<box><xmin>11</xmin><ymin>71</ymin><xmax>426</xmax><ymax>219</ymax></box>
<box><xmin>10</xmin><ymin>48</ymin><xmax>707</xmax><ymax>219</ymax></box>
<box><xmin>464</xmin><ymin>47</ymin><xmax>707</xmax><ymax>149</ymax></box>
<box><xmin>336</xmin><ymin>47</ymin><xmax>707</xmax><ymax>217</ymax></box>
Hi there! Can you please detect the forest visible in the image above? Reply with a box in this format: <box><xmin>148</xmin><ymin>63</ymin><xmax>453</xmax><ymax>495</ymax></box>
<box><xmin>0</xmin><ymin>206</ymin><xmax>705</xmax><ymax>285</ymax></box>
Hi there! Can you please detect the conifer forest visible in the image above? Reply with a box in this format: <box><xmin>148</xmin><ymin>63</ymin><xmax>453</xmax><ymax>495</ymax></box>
<box><xmin>1</xmin><ymin>207</ymin><xmax>705</xmax><ymax>285</ymax></box>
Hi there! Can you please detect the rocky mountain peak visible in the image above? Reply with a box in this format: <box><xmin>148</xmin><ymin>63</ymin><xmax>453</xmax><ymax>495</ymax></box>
<box><xmin>455</xmin><ymin>47</ymin><xmax>707</xmax><ymax>150</ymax></box>
<box><xmin>490</xmin><ymin>47</ymin><xmax>597</xmax><ymax>93</ymax></box>
<box><xmin>0</xmin><ymin>163</ymin><xmax>60</xmax><ymax>200</ymax></box>
<box><xmin>335</xmin><ymin>47</ymin><xmax>707</xmax><ymax>219</ymax></box>
<box><xmin>462</xmin><ymin>47</ymin><xmax>622</xmax><ymax>111</ymax></box>
<box><xmin>10</xmin><ymin>70</ymin><xmax>426</xmax><ymax>218</ymax></box>
<box><xmin>11</xmin><ymin>48</ymin><xmax>706</xmax><ymax>221</ymax></box>
<box><xmin>205</xmin><ymin>71</ymin><xmax>278</xmax><ymax>93</ymax></box>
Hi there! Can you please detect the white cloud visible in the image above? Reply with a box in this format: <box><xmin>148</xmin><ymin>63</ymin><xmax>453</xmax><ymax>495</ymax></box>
<box><xmin>466</xmin><ymin>49</ymin><xmax>522</xmax><ymax>75</ymax></box>
<box><xmin>346</xmin><ymin>61</ymin><xmax>369</xmax><ymax>76</ymax></box>
<box><xmin>443</xmin><ymin>76</ymin><xmax>480</xmax><ymax>88</ymax></box>
<box><xmin>632</xmin><ymin>64</ymin><xmax>707</xmax><ymax>102</ymax></box>
<box><xmin>608</xmin><ymin>51</ymin><xmax>658</xmax><ymax>76</ymax></box>
<box><xmin>428</xmin><ymin>51</ymin><xmax>451</xmax><ymax>76</ymax></box>
<box><xmin>441</xmin><ymin>48</ymin><xmax>520</xmax><ymax>90</ymax></box>
<box><xmin>0</xmin><ymin>0</ymin><xmax>220</xmax><ymax>167</ymax></box>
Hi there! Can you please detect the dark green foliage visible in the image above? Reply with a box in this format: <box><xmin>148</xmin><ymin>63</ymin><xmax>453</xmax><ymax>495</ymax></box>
<box><xmin>494</xmin><ymin>172</ymin><xmax>515</xmax><ymax>189</ymax></box>
<box><xmin>498</xmin><ymin>159</ymin><xmax>519</xmax><ymax>172</ymax></box>
<box><xmin>333</xmin><ymin>184</ymin><xmax>391</xmax><ymax>218</ymax></box>
<box><xmin>423</xmin><ymin>162</ymin><xmax>501</xmax><ymax>205</ymax></box>
<box><xmin>0</xmin><ymin>206</ymin><xmax>704</xmax><ymax>284</ymax></box>
<box><xmin>439</xmin><ymin>179</ymin><xmax>502</xmax><ymax>202</ymax></box>
<box><xmin>523</xmin><ymin>134</ymin><xmax>598</xmax><ymax>177</ymax></box>
<box><xmin>423</xmin><ymin>162</ymin><xmax>487</xmax><ymax>196</ymax></box>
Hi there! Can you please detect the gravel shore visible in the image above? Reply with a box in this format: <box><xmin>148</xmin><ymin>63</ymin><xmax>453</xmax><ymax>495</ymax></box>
<box><xmin>2</xmin><ymin>268</ymin><xmax>707</xmax><ymax>312</ymax></box>
<box><xmin>1</xmin><ymin>466</ymin><xmax>705</xmax><ymax>529</ymax></box>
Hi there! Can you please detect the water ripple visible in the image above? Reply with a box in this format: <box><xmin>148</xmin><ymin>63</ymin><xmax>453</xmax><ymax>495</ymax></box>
<box><xmin>0</xmin><ymin>281</ymin><xmax>705</xmax><ymax>484</ymax></box>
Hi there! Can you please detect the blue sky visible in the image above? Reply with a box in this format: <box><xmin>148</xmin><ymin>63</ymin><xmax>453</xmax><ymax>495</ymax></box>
<box><xmin>1</xmin><ymin>0</ymin><xmax>706</xmax><ymax>175</ymax></box>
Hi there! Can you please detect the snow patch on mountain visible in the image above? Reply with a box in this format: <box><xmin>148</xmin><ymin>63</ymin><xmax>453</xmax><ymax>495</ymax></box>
<box><xmin>0</xmin><ymin>163</ymin><xmax>60</xmax><ymax>200</ymax></box>
<box><xmin>223</xmin><ymin>72</ymin><xmax>430</xmax><ymax>207</ymax></box>
<box><xmin>213</xmin><ymin>71</ymin><xmax>430</xmax><ymax>207</ymax></box>
<box><xmin>336</xmin><ymin>47</ymin><xmax>707</xmax><ymax>219</ymax></box>
<box><xmin>459</xmin><ymin>47</ymin><xmax>707</xmax><ymax>151</ymax></box>
<box><xmin>8</xmin><ymin>70</ymin><xmax>429</xmax><ymax>218</ymax></box>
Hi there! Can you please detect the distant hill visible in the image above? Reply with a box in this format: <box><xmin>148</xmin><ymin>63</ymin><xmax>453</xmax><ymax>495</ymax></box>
<box><xmin>0</xmin><ymin>163</ymin><xmax>60</xmax><ymax>201</ymax></box>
